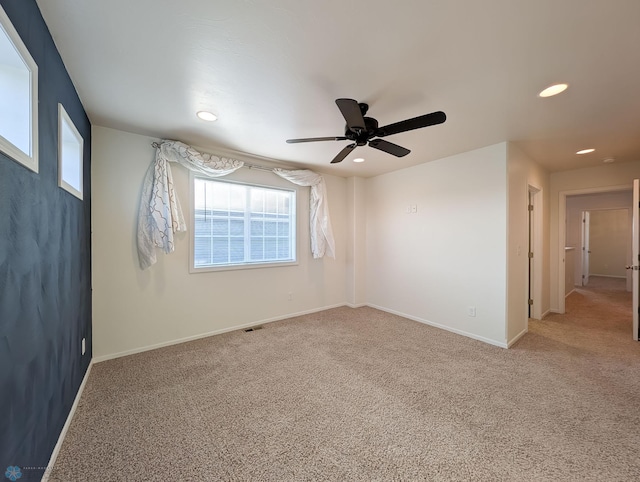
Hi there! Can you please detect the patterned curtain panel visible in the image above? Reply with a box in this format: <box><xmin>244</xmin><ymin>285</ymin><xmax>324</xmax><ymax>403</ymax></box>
<box><xmin>137</xmin><ymin>141</ymin><xmax>243</xmax><ymax>269</ymax></box>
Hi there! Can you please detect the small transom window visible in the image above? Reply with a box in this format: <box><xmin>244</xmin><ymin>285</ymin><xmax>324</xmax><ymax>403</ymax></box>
<box><xmin>0</xmin><ymin>5</ymin><xmax>38</xmax><ymax>172</ymax></box>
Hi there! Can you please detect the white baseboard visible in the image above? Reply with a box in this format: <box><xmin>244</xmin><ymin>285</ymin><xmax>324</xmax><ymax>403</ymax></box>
<box><xmin>93</xmin><ymin>301</ymin><xmax>516</xmax><ymax>362</ymax></box>
<box><xmin>345</xmin><ymin>302</ymin><xmax>367</xmax><ymax>308</ymax></box>
<box><xmin>93</xmin><ymin>303</ymin><xmax>349</xmax><ymax>363</ymax></box>
<box><xmin>507</xmin><ymin>328</ymin><xmax>528</xmax><ymax>347</ymax></box>
<box><xmin>588</xmin><ymin>274</ymin><xmax>626</xmax><ymax>279</ymax></box>
<box><xmin>565</xmin><ymin>288</ymin><xmax>576</xmax><ymax>298</ymax></box>
<box><xmin>42</xmin><ymin>360</ymin><xmax>93</xmax><ymax>482</ymax></box>
<box><xmin>366</xmin><ymin>303</ymin><xmax>508</xmax><ymax>349</ymax></box>
<box><xmin>541</xmin><ymin>309</ymin><xmax>551</xmax><ymax>319</ymax></box>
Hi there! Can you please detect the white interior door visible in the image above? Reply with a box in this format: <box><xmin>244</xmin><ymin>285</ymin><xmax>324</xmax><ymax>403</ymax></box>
<box><xmin>581</xmin><ymin>211</ymin><xmax>590</xmax><ymax>286</ymax></box>
<box><xmin>632</xmin><ymin>180</ymin><xmax>639</xmax><ymax>341</ymax></box>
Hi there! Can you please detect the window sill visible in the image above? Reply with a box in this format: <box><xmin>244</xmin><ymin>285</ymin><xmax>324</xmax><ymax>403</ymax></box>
<box><xmin>189</xmin><ymin>260</ymin><xmax>298</xmax><ymax>274</ymax></box>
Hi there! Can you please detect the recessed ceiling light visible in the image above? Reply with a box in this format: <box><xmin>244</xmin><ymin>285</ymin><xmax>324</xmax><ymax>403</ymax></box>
<box><xmin>196</xmin><ymin>111</ymin><xmax>217</xmax><ymax>122</ymax></box>
<box><xmin>603</xmin><ymin>158</ymin><xmax>615</xmax><ymax>163</ymax></box>
<box><xmin>353</xmin><ymin>158</ymin><xmax>365</xmax><ymax>163</ymax></box>
<box><xmin>576</xmin><ymin>148</ymin><xmax>595</xmax><ymax>155</ymax></box>
<box><xmin>538</xmin><ymin>83</ymin><xmax>569</xmax><ymax>98</ymax></box>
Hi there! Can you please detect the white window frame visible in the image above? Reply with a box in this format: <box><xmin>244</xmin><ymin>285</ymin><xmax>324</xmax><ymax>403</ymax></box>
<box><xmin>57</xmin><ymin>103</ymin><xmax>84</xmax><ymax>199</ymax></box>
<box><xmin>0</xmin><ymin>5</ymin><xmax>38</xmax><ymax>172</ymax></box>
<box><xmin>189</xmin><ymin>173</ymin><xmax>298</xmax><ymax>273</ymax></box>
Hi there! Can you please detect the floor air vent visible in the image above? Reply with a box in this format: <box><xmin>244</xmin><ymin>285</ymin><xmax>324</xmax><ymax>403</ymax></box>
<box><xmin>244</xmin><ymin>326</ymin><xmax>263</xmax><ymax>332</ymax></box>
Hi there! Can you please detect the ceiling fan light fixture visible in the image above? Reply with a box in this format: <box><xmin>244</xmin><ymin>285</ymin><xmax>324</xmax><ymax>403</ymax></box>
<box><xmin>196</xmin><ymin>111</ymin><xmax>217</xmax><ymax>122</ymax></box>
<box><xmin>353</xmin><ymin>158</ymin><xmax>365</xmax><ymax>163</ymax></box>
<box><xmin>538</xmin><ymin>83</ymin><xmax>568</xmax><ymax>98</ymax></box>
<box><xmin>576</xmin><ymin>148</ymin><xmax>595</xmax><ymax>155</ymax></box>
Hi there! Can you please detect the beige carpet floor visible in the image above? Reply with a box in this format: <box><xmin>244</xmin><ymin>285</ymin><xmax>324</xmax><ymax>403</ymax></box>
<box><xmin>50</xmin><ymin>279</ymin><xmax>640</xmax><ymax>481</ymax></box>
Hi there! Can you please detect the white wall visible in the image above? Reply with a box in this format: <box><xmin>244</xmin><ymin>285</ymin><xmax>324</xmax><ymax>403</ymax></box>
<box><xmin>589</xmin><ymin>209</ymin><xmax>629</xmax><ymax>278</ymax></box>
<box><xmin>92</xmin><ymin>126</ymin><xmax>348</xmax><ymax>360</ymax></box>
<box><xmin>565</xmin><ymin>191</ymin><xmax>632</xmax><ymax>286</ymax></box>
<box><xmin>346</xmin><ymin>176</ymin><xmax>367</xmax><ymax>307</ymax></box>
<box><xmin>365</xmin><ymin>143</ymin><xmax>508</xmax><ymax>347</ymax></box>
<box><xmin>565</xmin><ymin>248</ymin><xmax>576</xmax><ymax>296</ymax></box>
<box><xmin>506</xmin><ymin>143</ymin><xmax>550</xmax><ymax>342</ymax></box>
<box><xmin>550</xmin><ymin>161</ymin><xmax>640</xmax><ymax>311</ymax></box>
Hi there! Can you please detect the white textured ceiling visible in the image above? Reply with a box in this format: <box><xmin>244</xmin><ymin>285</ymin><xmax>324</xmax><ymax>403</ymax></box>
<box><xmin>36</xmin><ymin>0</ymin><xmax>640</xmax><ymax>177</ymax></box>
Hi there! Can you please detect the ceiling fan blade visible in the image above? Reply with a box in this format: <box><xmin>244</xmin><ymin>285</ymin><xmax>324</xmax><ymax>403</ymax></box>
<box><xmin>369</xmin><ymin>139</ymin><xmax>410</xmax><ymax>157</ymax></box>
<box><xmin>330</xmin><ymin>143</ymin><xmax>357</xmax><ymax>164</ymax></box>
<box><xmin>286</xmin><ymin>136</ymin><xmax>348</xmax><ymax>144</ymax></box>
<box><xmin>335</xmin><ymin>98</ymin><xmax>366</xmax><ymax>132</ymax></box>
<box><xmin>377</xmin><ymin>111</ymin><xmax>446</xmax><ymax>137</ymax></box>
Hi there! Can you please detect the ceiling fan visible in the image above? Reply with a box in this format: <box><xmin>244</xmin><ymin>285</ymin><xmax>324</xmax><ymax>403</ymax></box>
<box><xmin>286</xmin><ymin>98</ymin><xmax>446</xmax><ymax>164</ymax></box>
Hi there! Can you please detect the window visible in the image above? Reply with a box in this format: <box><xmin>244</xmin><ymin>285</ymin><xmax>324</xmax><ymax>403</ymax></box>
<box><xmin>192</xmin><ymin>177</ymin><xmax>296</xmax><ymax>270</ymax></box>
<box><xmin>0</xmin><ymin>5</ymin><xmax>38</xmax><ymax>172</ymax></box>
<box><xmin>58</xmin><ymin>104</ymin><xmax>84</xmax><ymax>199</ymax></box>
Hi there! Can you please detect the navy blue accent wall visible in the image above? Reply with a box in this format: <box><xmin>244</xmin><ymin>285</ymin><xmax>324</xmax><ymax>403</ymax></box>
<box><xmin>0</xmin><ymin>0</ymin><xmax>92</xmax><ymax>478</ymax></box>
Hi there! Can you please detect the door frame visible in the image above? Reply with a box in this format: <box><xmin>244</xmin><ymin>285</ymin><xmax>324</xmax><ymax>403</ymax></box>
<box><xmin>633</xmin><ymin>179</ymin><xmax>639</xmax><ymax>341</ymax></box>
<box><xmin>557</xmin><ymin>184</ymin><xmax>631</xmax><ymax>314</ymax></box>
<box><xmin>528</xmin><ymin>185</ymin><xmax>543</xmax><ymax>320</ymax></box>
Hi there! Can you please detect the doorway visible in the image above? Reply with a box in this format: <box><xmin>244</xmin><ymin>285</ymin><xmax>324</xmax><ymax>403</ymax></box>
<box><xmin>580</xmin><ymin>208</ymin><xmax>630</xmax><ymax>289</ymax></box>
<box><xmin>558</xmin><ymin>187</ymin><xmax>632</xmax><ymax>313</ymax></box>
<box><xmin>557</xmin><ymin>187</ymin><xmax>635</xmax><ymax>338</ymax></box>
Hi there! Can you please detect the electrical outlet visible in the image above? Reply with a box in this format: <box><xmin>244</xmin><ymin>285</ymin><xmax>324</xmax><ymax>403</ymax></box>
<box><xmin>411</xmin><ymin>204</ymin><xmax>417</xmax><ymax>213</ymax></box>
<box><xmin>288</xmin><ymin>292</ymin><xmax>293</xmax><ymax>301</ymax></box>
<box><xmin>81</xmin><ymin>338</ymin><xmax>86</xmax><ymax>355</ymax></box>
<box><xmin>467</xmin><ymin>306</ymin><xmax>476</xmax><ymax>317</ymax></box>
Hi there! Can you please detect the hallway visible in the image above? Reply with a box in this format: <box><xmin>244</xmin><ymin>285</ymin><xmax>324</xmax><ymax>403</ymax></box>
<box><xmin>528</xmin><ymin>275</ymin><xmax>634</xmax><ymax>355</ymax></box>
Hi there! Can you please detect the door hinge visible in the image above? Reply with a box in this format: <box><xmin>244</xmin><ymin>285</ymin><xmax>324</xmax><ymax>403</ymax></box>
<box><xmin>528</xmin><ymin>299</ymin><xmax>533</xmax><ymax>305</ymax></box>
<box><xmin>528</xmin><ymin>205</ymin><xmax>533</xmax><ymax>211</ymax></box>
<box><xmin>582</xmin><ymin>275</ymin><xmax>585</xmax><ymax>278</ymax></box>
<box><xmin>528</xmin><ymin>252</ymin><xmax>534</xmax><ymax>258</ymax></box>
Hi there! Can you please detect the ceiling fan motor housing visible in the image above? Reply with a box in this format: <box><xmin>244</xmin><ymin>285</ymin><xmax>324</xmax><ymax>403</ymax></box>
<box><xmin>345</xmin><ymin>116</ymin><xmax>379</xmax><ymax>145</ymax></box>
